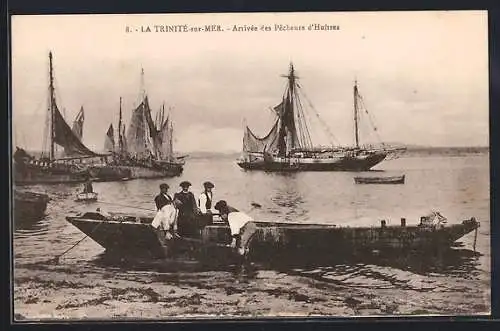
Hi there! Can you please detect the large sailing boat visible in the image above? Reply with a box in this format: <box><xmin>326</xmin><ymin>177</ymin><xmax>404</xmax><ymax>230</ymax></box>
<box><xmin>237</xmin><ymin>63</ymin><xmax>405</xmax><ymax>172</ymax></box>
<box><xmin>97</xmin><ymin>69</ymin><xmax>184</xmax><ymax>180</ymax></box>
<box><xmin>13</xmin><ymin>52</ymin><xmax>104</xmax><ymax>185</ymax></box>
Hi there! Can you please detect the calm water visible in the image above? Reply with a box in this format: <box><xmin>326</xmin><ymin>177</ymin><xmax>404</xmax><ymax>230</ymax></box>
<box><xmin>13</xmin><ymin>154</ymin><xmax>490</xmax><ymax>319</ymax></box>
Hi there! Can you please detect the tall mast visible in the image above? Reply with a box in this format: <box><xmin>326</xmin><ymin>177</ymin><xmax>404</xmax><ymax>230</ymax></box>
<box><xmin>288</xmin><ymin>63</ymin><xmax>296</xmax><ymax>150</ymax></box>
<box><xmin>168</xmin><ymin>120</ymin><xmax>173</xmax><ymax>161</ymax></box>
<box><xmin>118</xmin><ymin>97</ymin><xmax>123</xmax><ymax>153</ymax></box>
<box><xmin>49</xmin><ymin>51</ymin><xmax>55</xmax><ymax>160</ymax></box>
<box><xmin>354</xmin><ymin>80</ymin><xmax>360</xmax><ymax>148</ymax></box>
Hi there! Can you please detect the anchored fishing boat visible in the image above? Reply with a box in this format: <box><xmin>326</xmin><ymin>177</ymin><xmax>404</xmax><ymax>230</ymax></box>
<box><xmin>91</xmin><ymin>70</ymin><xmax>185</xmax><ymax>181</ymax></box>
<box><xmin>354</xmin><ymin>174</ymin><xmax>405</xmax><ymax>184</ymax></box>
<box><xmin>14</xmin><ymin>190</ymin><xmax>50</xmax><ymax>227</ymax></box>
<box><xmin>66</xmin><ymin>208</ymin><xmax>479</xmax><ymax>264</ymax></box>
<box><xmin>237</xmin><ymin>63</ymin><xmax>405</xmax><ymax>172</ymax></box>
<box><xmin>13</xmin><ymin>52</ymin><xmax>108</xmax><ymax>185</ymax></box>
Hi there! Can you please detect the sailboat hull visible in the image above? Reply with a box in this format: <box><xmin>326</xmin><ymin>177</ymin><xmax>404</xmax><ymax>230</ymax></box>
<box><xmin>88</xmin><ymin>163</ymin><xmax>183</xmax><ymax>181</ymax></box>
<box><xmin>237</xmin><ymin>152</ymin><xmax>387</xmax><ymax>172</ymax></box>
<box><xmin>13</xmin><ymin>163</ymin><xmax>90</xmax><ymax>185</ymax></box>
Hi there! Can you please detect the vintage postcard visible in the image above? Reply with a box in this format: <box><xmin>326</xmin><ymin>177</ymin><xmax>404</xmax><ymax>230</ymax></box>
<box><xmin>11</xmin><ymin>11</ymin><xmax>490</xmax><ymax>320</ymax></box>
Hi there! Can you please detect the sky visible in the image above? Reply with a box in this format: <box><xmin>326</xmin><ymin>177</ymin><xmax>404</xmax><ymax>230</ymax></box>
<box><xmin>11</xmin><ymin>11</ymin><xmax>489</xmax><ymax>153</ymax></box>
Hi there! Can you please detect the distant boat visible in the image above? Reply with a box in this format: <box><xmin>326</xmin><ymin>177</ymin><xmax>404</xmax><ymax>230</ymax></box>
<box><xmin>237</xmin><ymin>63</ymin><xmax>405</xmax><ymax>172</ymax></box>
<box><xmin>14</xmin><ymin>190</ymin><xmax>50</xmax><ymax>227</ymax></box>
<box><xmin>13</xmin><ymin>52</ymin><xmax>108</xmax><ymax>185</ymax></box>
<box><xmin>354</xmin><ymin>174</ymin><xmax>405</xmax><ymax>184</ymax></box>
<box><xmin>91</xmin><ymin>69</ymin><xmax>185</xmax><ymax>181</ymax></box>
<box><xmin>66</xmin><ymin>208</ymin><xmax>480</xmax><ymax>264</ymax></box>
<box><xmin>75</xmin><ymin>192</ymin><xmax>98</xmax><ymax>202</ymax></box>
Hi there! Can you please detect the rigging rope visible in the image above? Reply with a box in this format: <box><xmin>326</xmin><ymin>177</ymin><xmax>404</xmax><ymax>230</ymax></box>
<box><xmin>357</xmin><ymin>95</ymin><xmax>384</xmax><ymax>146</ymax></box>
<box><xmin>296</xmin><ymin>84</ymin><xmax>340</xmax><ymax>146</ymax></box>
<box><xmin>294</xmin><ymin>92</ymin><xmax>314</xmax><ymax>150</ymax></box>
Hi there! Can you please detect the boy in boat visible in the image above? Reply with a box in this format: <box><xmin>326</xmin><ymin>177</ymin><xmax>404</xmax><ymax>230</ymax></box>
<box><xmin>173</xmin><ymin>181</ymin><xmax>199</xmax><ymax>237</ymax></box>
<box><xmin>82</xmin><ymin>177</ymin><xmax>94</xmax><ymax>194</ymax></box>
<box><xmin>214</xmin><ymin>200</ymin><xmax>257</xmax><ymax>255</ymax></box>
<box><xmin>155</xmin><ymin>183</ymin><xmax>173</xmax><ymax>211</ymax></box>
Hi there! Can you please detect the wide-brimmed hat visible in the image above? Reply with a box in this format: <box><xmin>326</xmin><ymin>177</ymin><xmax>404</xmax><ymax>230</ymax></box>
<box><xmin>179</xmin><ymin>181</ymin><xmax>192</xmax><ymax>188</ymax></box>
<box><xmin>160</xmin><ymin>183</ymin><xmax>169</xmax><ymax>190</ymax></box>
<box><xmin>203</xmin><ymin>181</ymin><xmax>215</xmax><ymax>188</ymax></box>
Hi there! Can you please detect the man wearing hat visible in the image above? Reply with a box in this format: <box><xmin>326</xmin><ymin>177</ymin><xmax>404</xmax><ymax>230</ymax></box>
<box><xmin>154</xmin><ymin>183</ymin><xmax>173</xmax><ymax>211</ymax></box>
<box><xmin>198</xmin><ymin>181</ymin><xmax>215</xmax><ymax>214</ymax></box>
<box><xmin>173</xmin><ymin>181</ymin><xmax>198</xmax><ymax>237</ymax></box>
<box><xmin>214</xmin><ymin>200</ymin><xmax>257</xmax><ymax>255</ymax></box>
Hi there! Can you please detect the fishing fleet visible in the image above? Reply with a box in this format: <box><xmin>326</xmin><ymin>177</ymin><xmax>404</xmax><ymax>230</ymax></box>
<box><xmin>13</xmin><ymin>52</ymin><xmax>481</xmax><ymax>267</ymax></box>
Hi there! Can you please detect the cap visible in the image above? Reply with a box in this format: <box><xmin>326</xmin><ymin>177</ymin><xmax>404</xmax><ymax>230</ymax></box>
<box><xmin>160</xmin><ymin>183</ymin><xmax>169</xmax><ymax>190</ymax></box>
<box><xmin>179</xmin><ymin>181</ymin><xmax>192</xmax><ymax>188</ymax></box>
<box><xmin>203</xmin><ymin>181</ymin><xmax>215</xmax><ymax>188</ymax></box>
<box><xmin>214</xmin><ymin>200</ymin><xmax>229</xmax><ymax>214</ymax></box>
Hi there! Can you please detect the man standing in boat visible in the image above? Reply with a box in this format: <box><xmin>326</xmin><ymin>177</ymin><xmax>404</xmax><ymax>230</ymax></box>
<box><xmin>82</xmin><ymin>176</ymin><xmax>94</xmax><ymax>194</ymax></box>
<box><xmin>214</xmin><ymin>200</ymin><xmax>257</xmax><ymax>255</ymax></box>
<box><xmin>155</xmin><ymin>183</ymin><xmax>173</xmax><ymax>211</ymax></box>
<box><xmin>173</xmin><ymin>181</ymin><xmax>199</xmax><ymax>237</ymax></box>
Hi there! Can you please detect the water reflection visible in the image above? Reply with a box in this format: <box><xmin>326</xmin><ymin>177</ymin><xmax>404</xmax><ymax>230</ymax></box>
<box><xmin>267</xmin><ymin>174</ymin><xmax>308</xmax><ymax>222</ymax></box>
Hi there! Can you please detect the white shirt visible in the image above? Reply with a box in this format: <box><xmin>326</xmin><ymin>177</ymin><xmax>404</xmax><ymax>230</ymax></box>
<box><xmin>227</xmin><ymin>212</ymin><xmax>254</xmax><ymax>236</ymax></box>
<box><xmin>151</xmin><ymin>203</ymin><xmax>178</xmax><ymax>231</ymax></box>
<box><xmin>198</xmin><ymin>191</ymin><xmax>213</xmax><ymax>213</ymax></box>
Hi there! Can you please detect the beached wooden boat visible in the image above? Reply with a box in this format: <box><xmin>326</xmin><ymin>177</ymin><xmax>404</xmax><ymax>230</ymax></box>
<box><xmin>354</xmin><ymin>175</ymin><xmax>405</xmax><ymax>184</ymax></box>
<box><xmin>14</xmin><ymin>190</ymin><xmax>50</xmax><ymax>227</ymax></box>
<box><xmin>75</xmin><ymin>192</ymin><xmax>98</xmax><ymax>202</ymax></box>
<box><xmin>66</xmin><ymin>209</ymin><xmax>479</xmax><ymax>265</ymax></box>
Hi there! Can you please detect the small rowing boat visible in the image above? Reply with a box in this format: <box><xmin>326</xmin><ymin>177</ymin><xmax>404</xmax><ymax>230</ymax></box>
<box><xmin>354</xmin><ymin>174</ymin><xmax>405</xmax><ymax>184</ymax></box>
<box><xmin>14</xmin><ymin>190</ymin><xmax>50</xmax><ymax>227</ymax></box>
<box><xmin>75</xmin><ymin>192</ymin><xmax>98</xmax><ymax>202</ymax></box>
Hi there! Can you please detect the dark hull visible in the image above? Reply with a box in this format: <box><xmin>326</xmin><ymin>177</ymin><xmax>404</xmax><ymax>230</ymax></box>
<box><xmin>66</xmin><ymin>212</ymin><xmax>480</xmax><ymax>265</ymax></box>
<box><xmin>14</xmin><ymin>191</ymin><xmax>50</xmax><ymax>227</ymax></box>
<box><xmin>14</xmin><ymin>162</ymin><xmax>89</xmax><ymax>186</ymax></box>
<box><xmin>354</xmin><ymin>175</ymin><xmax>405</xmax><ymax>184</ymax></box>
<box><xmin>88</xmin><ymin>163</ymin><xmax>183</xmax><ymax>182</ymax></box>
<box><xmin>66</xmin><ymin>213</ymin><xmax>240</xmax><ymax>264</ymax></box>
<box><xmin>237</xmin><ymin>153</ymin><xmax>387</xmax><ymax>172</ymax></box>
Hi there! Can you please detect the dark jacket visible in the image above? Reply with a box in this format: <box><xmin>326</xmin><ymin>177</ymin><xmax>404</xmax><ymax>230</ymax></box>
<box><xmin>154</xmin><ymin>193</ymin><xmax>173</xmax><ymax>211</ymax></box>
<box><xmin>174</xmin><ymin>191</ymin><xmax>197</xmax><ymax>215</ymax></box>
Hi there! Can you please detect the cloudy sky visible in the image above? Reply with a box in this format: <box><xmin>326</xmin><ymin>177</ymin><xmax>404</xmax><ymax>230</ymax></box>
<box><xmin>11</xmin><ymin>11</ymin><xmax>488</xmax><ymax>153</ymax></box>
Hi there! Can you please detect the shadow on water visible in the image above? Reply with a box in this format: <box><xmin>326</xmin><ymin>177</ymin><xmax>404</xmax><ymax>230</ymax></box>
<box><xmin>91</xmin><ymin>251</ymin><xmax>254</xmax><ymax>276</ymax></box>
<box><xmin>90</xmin><ymin>243</ymin><xmax>482</xmax><ymax>282</ymax></box>
<box><xmin>266</xmin><ymin>247</ymin><xmax>483</xmax><ymax>279</ymax></box>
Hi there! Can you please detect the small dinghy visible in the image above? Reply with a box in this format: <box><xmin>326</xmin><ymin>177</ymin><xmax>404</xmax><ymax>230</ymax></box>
<box><xmin>354</xmin><ymin>174</ymin><xmax>405</xmax><ymax>184</ymax></box>
<box><xmin>14</xmin><ymin>190</ymin><xmax>50</xmax><ymax>226</ymax></box>
<box><xmin>75</xmin><ymin>192</ymin><xmax>98</xmax><ymax>202</ymax></box>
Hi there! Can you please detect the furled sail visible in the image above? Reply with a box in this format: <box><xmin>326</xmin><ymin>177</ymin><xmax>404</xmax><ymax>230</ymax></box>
<box><xmin>53</xmin><ymin>103</ymin><xmax>101</xmax><ymax>157</ymax></box>
<box><xmin>125</xmin><ymin>97</ymin><xmax>155</xmax><ymax>159</ymax></box>
<box><xmin>157</xmin><ymin>116</ymin><xmax>173</xmax><ymax>160</ymax></box>
<box><xmin>243</xmin><ymin>118</ymin><xmax>280</xmax><ymax>154</ymax></box>
<box><xmin>72</xmin><ymin>106</ymin><xmax>84</xmax><ymax>140</ymax></box>
<box><xmin>63</xmin><ymin>106</ymin><xmax>85</xmax><ymax>156</ymax></box>
<box><xmin>104</xmin><ymin>124</ymin><xmax>115</xmax><ymax>152</ymax></box>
